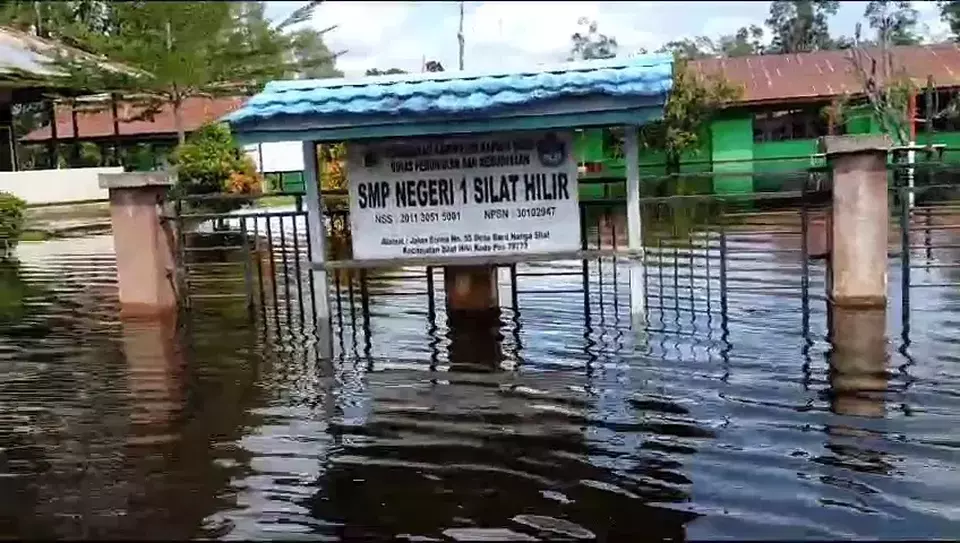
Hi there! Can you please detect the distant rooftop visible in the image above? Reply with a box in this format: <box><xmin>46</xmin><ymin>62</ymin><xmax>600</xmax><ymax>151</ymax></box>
<box><xmin>21</xmin><ymin>95</ymin><xmax>247</xmax><ymax>143</ymax></box>
<box><xmin>691</xmin><ymin>43</ymin><xmax>960</xmax><ymax>106</ymax></box>
<box><xmin>0</xmin><ymin>25</ymin><xmax>135</xmax><ymax>99</ymax></box>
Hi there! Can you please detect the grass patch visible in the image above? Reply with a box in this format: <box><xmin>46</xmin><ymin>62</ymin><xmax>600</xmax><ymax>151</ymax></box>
<box><xmin>256</xmin><ymin>195</ymin><xmax>298</xmax><ymax>209</ymax></box>
<box><xmin>20</xmin><ymin>230</ymin><xmax>53</xmax><ymax>242</ymax></box>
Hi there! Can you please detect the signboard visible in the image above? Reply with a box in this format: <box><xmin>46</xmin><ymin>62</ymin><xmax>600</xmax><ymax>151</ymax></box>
<box><xmin>346</xmin><ymin>130</ymin><xmax>580</xmax><ymax>261</ymax></box>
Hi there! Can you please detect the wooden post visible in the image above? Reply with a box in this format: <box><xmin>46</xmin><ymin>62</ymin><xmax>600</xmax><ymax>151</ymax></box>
<box><xmin>624</xmin><ymin>124</ymin><xmax>645</xmax><ymax>327</ymax></box>
<box><xmin>46</xmin><ymin>98</ymin><xmax>60</xmax><ymax>169</ymax></box>
<box><xmin>302</xmin><ymin>140</ymin><xmax>333</xmax><ymax>358</ymax></box>
<box><xmin>821</xmin><ymin>135</ymin><xmax>892</xmax><ymax>309</ymax></box>
<box><xmin>98</xmin><ymin>171</ymin><xmax>177</xmax><ymax>318</ymax></box>
<box><xmin>71</xmin><ymin>100</ymin><xmax>80</xmax><ymax>166</ymax></box>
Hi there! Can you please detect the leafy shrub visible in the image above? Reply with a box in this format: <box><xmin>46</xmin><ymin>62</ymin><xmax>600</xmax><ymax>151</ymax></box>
<box><xmin>171</xmin><ymin>123</ymin><xmax>263</xmax><ymax>213</ymax></box>
<box><xmin>0</xmin><ymin>192</ymin><xmax>26</xmax><ymax>258</ymax></box>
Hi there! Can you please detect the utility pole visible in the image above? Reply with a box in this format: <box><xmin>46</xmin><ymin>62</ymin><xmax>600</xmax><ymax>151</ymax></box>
<box><xmin>458</xmin><ymin>1</ymin><xmax>465</xmax><ymax>70</ymax></box>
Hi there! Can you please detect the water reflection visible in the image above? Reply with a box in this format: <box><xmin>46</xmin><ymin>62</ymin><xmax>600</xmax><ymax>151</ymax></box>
<box><xmin>3</xmin><ymin>197</ymin><xmax>960</xmax><ymax>539</ymax></box>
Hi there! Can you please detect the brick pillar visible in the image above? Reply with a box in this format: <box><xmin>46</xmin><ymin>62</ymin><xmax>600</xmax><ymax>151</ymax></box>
<box><xmin>99</xmin><ymin>171</ymin><xmax>177</xmax><ymax>317</ymax></box>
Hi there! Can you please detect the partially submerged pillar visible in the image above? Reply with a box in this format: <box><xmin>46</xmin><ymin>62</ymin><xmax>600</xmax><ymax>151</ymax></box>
<box><xmin>821</xmin><ymin>135</ymin><xmax>892</xmax><ymax>308</ymax></box>
<box><xmin>444</xmin><ymin>265</ymin><xmax>500</xmax><ymax>322</ymax></box>
<box><xmin>623</xmin><ymin>125</ymin><xmax>645</xmax><ymax>327</ymax></box>
<box><xmin>827</xmin><ymin>305</ymin><xmax>888</xmax><ymax>419</ymax></box>
<box><xmin>301</xmin><ymin>141</ymin><xmax>333</xmax><ymax>358</ymax></box>
<box><xmin>99</xmin><ymin>171</ymin><xmax>177</xmax><ymax>318</ymax></box>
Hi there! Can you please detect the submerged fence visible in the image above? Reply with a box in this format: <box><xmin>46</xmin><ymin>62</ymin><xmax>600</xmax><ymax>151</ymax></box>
<box><xmin>166</xmin><ymin>157</ymin><xmax>960</xmax><ymax>362</ymax></box>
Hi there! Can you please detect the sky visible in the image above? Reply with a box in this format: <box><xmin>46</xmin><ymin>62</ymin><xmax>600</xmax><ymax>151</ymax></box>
<box><xmin>266</xmin><ymin>1</ymin><xmax>951</xmax><ymax>77</ymax></box>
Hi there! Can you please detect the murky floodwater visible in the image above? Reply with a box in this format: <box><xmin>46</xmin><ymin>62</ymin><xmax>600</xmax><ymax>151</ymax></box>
<box><xmin>1</xmin><ymin>204</ymin><xmax>959</xmax><ymax>540</ymax></box>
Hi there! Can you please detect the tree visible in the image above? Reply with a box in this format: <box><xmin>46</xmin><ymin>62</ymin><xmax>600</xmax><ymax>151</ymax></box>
<box><xmin>639</xmin><ymin>57</ymin><xmax>742</xmax><ymax>174</ymax></box>
<box><xmin>568</xmin><ymin>17</ymin><xmax>618</xmax><ymax>60</ymax></box>
<box><xmin>656</xmin><ymin>37</ymin><xmax>716</xmax><ymax>60</ymax></box>
<box><xmin>717</xmin><ymin>25</ymin><xmax>766</xmax><ymax>57</ymax></box>
<box><xmin>45</xmin><ymin>1</ymin><xmax>338</xmax><ymax>144</ymax></box>
<box><xmin>843</xmin><ymin>23</ymin><xmax>914</xmax><ymax>145</ymax></box>
<box><xmin>939</xmin><ymin>0</ymin><xmax>960</xmax><ymax>41</ymax></box>
<box><xmin>365</xmin><ymin>68</ymin><xmax>407</xmax><ymax>76</ymax></box>
<box><xmin>765</xmin><ymin>0</ymin><xmax>840</xmax><ymax>54</ymax></box>
<box><xmin>864</xmin><ymin>1</ymin><xmax>919</xmax><ymax>46</ymax></box>
<box><xmin>289</xmin><ymin>26</ymin><xmax>344</xmax><ymax>79</ymax></box>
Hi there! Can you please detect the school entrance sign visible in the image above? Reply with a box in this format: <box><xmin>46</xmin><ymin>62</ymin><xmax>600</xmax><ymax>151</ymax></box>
<box><xmin>347</xmin><ymin>130</ymin><xmax>580</xmax><ymax>261</ymax></box>
<box><xmin>225</xmin><ymin>54</ymin><xmax>674</xmax><ymax>349</ymax></box>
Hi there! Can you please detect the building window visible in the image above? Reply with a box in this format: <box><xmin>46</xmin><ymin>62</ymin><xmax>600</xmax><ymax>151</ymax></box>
<box><xmin>915</xmin><ymin>88</ymin><xmax>960</xmax><ymax>133</ymax></box>
<box><xmin>753</xmin><ymin>107</ymin><xmax>834</xmax><ymax>142</ymax></box>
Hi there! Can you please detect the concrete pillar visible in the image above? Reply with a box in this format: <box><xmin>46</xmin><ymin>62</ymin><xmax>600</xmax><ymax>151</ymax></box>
<box><xmin>99</xmin><ymin>171</ymin><xmax>177</xmax><ymax>318</ymax></box>
<box><xmin>301</xmin><ymin>141</ymin><xmax>333</xmax><ymax>358</ymax></box>
<box><xmin>623</xmin><ymin>125</ymin><xmax>645</xmax><ymax>328</ymax></box>
<box><xmin>827</xmin><ymin>305</ymin><xmax>888</xmax><ymax>419</ymax></box>
<box><xmin>444</xmin><ymin>265</ymin><xmax>502</xmax><ymax>369</ymax></box>
<box><xmin>820</xmin><ymin>135</ymin><xmax>892</xmax><ymax>308</ymax></box>
<box><xmin>444</xmin><ymin>265</ymin><xmax>499</xmax><ymax>317</ymax></box>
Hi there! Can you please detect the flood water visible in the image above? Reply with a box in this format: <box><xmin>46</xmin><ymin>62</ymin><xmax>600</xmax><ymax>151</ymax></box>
<box><xmin>1</xmin><ymin>203</ymin><xmax>959</xmax><ymax>540</ymax></box>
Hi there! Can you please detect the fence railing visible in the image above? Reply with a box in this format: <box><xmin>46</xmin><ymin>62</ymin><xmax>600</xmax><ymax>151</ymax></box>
<box><xmin>166</xmin><ymin>158</ymin><xmax>960</xmax><ymax>363</ymax></box>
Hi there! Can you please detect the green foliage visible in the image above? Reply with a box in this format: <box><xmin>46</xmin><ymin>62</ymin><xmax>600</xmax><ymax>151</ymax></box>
<box><xmin>864</xmin><ymin>1</ymin><xmax>920</xmax><ymax>46</ymax></box>
<box><xmin>366</xmin><ymin>68</ymin><xmax>407</xmax><ymax>76</ymax></box>
<box><xmin>0</xmin><ymin>192</ymin><xmax>26</xmax><ymax>257</ymax></box>
<box><xmin>939</xmin><ymin>0</ymin><xmax>960</xmax><ymax>40</ymax></box>
<box><xmin>568</xmin><ymin>17</ymin><xmax>618</xmax><ymax>60</ymax></box>
<box><xmin>765</xmin><ymin>1</ymin><xmax>840</xmax><ymax>54</ymax></box>
<box><xmin>40</xmin><ymin>1</ymin><xmax>339</xmax><ymax>143</ymax></box>
<box><xmin>171</xmin><ymin>123</ymin><xmax>262</xmax><ymax>212</ymax></box>
<box><xmin>639</xmin><ymin>57</ymin><xmax>743</xmax><ymax>171</ymax></box>
<box><xmin>656</xmin><ymin>26</ymin><xmax>766</xmax><ymax>59</ymax></box>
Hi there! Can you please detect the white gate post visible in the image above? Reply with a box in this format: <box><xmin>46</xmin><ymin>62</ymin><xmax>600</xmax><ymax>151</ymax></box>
<box><xmin>302</xmin><ymin>140</ymin><xmax>333</xmax><ymax>357</ymax></box>
<box><xmin>624</xmin><ymin>125</ymin><xmax>645</xmax><ymax>328</ymax></box>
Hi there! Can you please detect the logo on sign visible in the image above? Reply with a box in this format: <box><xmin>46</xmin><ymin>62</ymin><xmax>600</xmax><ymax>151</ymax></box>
<box><xmin>536</xmin><ymin>133</ymin><xmax>566</xmax><ymax>168</ymax></box>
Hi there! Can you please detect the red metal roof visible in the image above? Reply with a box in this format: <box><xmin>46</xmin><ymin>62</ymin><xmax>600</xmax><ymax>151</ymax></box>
<box><xmin>691</xmin><ymin>43</ymin><xmax>960</xmax><ymax>106</ymax></box>
<box><xmin>20</xmin><ymin>95</ymin><xmax>247</xmax><ymax>142</ymax></box>
<box><xmin>21</xmin><ymin>43</ymin><xmax>960</xmax><ymax>143</ymax></box>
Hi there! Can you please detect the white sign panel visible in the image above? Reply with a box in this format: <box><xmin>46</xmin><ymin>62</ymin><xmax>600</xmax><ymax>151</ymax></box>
<box><xmin>347</xmin><ymin>130</ymin><xmax>580</xmax><ymax>261</ymax></box>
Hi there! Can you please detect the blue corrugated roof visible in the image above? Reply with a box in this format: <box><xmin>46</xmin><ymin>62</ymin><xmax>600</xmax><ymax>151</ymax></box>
<box><xmin>226</xmin><ymin>54</ymin><xmax>674</xmax><ymax>125</ymax></box>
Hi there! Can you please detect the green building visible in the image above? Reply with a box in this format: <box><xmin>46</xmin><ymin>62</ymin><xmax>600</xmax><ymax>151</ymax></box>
<box><xmin>575</xmin><ymin>43</ymin><xmax>960</xmax><ymax>197</ymax></box>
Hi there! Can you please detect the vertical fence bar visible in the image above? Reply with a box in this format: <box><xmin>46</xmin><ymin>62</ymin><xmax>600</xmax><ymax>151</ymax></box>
<box><xmin>252</xmin><ymin>216</ymin><xmax>267</xmax><ymax>320</ymax></box>
<box><xmin>291</xmin><ymin>209</ymin><xmax>305</xmax><ymax>327</ymax></box>
<box><xmin>509</xmin><ymin>263</ymin><xmax>519</xmax><ymax>315</ymax></box>
<box><xmin>264</xmin><ymin>214</ymin><xmax>280</xmax><ymax>330</ymax></box>
<box><xmin>279</xmin><ymin>214</ymin><xmax>292</xmax><ymax>328</ymax></box>
<box><xmin>900</xmin><ymin>185</ymin><xmax>912</xmax><ymax>334</ymax></box>
<box><xmin>240</xmin><ymin>216</ymin><xmax>254</xmax><ymax>312</ymax></box>
<box><xmin>426</xmin><ymin>265</ymin><xmax>436</xmax><ymax>320</ymax></box>
<box><xmin>579</xmin><ymin>203</ymin><xmax>591</xmax><ymax>324</ymax></box>
<box><xmin>174</xmin><ymin>198</ymin><xmax>191</xmax><ymax>311</ymax></box>
<box><xmin>624</xmin><ymin>125</ymin><xmax>645</xmax><ymax>328</ymax></box>
<box><xmin>800</xmin><ymin>174</ymin><xmax>810</xmax><ymax>338</ymax></box>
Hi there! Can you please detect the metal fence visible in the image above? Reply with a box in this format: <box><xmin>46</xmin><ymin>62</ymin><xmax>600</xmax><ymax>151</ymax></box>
<box><xmin>167</xmin><ymin>158</ymin><xmax>960</xmax><ymax>362</ymax></box>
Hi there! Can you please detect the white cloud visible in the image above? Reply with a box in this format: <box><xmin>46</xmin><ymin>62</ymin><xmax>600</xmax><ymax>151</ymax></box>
<box><xmin>299</xmin><ymin>0</ymin><xmax>954</xmax><ymax>78</ymax></box>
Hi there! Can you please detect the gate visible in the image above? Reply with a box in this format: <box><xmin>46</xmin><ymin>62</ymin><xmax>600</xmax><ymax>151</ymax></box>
<box><xmin>168</xmin><ymin>159</ymin><xmax>960</xmax><ymax>363</ymax></box>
